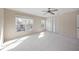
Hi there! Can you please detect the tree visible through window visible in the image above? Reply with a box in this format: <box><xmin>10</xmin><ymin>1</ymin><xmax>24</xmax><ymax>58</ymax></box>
<box><xmin>16</xmin><ymin>17</ymin><xmax>33</xmax><ymax>32</ymax></box>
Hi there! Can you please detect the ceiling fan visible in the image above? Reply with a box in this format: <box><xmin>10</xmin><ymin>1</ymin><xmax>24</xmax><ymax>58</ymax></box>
<box><xmin>42</xmin><ymin>8</ymin><xmax>58</xmax><ymax>15</ymax></box>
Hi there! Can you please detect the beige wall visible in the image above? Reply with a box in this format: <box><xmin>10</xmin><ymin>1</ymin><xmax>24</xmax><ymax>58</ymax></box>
<box><xmin>3</xmin><ymin>9</ymin><xmax>79</xmax><ymax>42</ymax></box>
<box><xmin>0</xmin><ymin>8</ymin><xmax>4</xmax><ymax>46</ymax></box>
<box><xmin>4</xmin><ymin>9</ymin><xmax>45</xmax><ymax>42</ymax></box>
<box><xmin>55</xmin><ymin>11</ymin><xmax>79</xmax><ymax>38</ymax></box>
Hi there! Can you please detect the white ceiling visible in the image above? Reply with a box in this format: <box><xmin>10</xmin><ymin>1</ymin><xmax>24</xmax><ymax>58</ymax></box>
<box><xmin>8</xmin><ymin>8</ymin><xmax>79</xmax><ymax>17</ymax></box>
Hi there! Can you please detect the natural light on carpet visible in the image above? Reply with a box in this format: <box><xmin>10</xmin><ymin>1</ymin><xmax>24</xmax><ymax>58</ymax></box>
<box><xmin>38</xmin><ymin>32</ymin><xmax>45</xmax><ymax>38</ymax></box>
<box><xmin>1</xmin><ymin>36</ymin><xmax>30</xmax><ymax>51</ymax></box>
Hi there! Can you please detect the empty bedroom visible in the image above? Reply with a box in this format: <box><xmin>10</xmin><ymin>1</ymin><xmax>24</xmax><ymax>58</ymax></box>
<box><xmin>0</xmin><ymin>8</ymin><xmax>79</xmax><ymax>51</ymax></box>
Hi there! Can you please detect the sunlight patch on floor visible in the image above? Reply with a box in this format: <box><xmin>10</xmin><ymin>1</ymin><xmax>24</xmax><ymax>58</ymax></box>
<box><xmin>4</xmin><ymin>39</ymin><xmax>18</xmax><ymax>47</ymax></box>
<box><xmin>38</xmin><ymin>32</ymin><xmax>45</xmax><ymax>38</ymax></box>
<box><xmin>1</xmin><ymin>36</ymin><xmax>30</xmax><ymax>51</ymax></box>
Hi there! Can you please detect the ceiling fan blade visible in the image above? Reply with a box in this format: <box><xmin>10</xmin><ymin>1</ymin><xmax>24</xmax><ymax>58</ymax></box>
<box><xmin>51</xmin><ymin>12</ymin><xmax>55</xmax><ymax>15</ymax></box>
<box><xmin>42</xmin><ymin>8</ymin><xmax>58</xmax><ymax>15</ymax></box>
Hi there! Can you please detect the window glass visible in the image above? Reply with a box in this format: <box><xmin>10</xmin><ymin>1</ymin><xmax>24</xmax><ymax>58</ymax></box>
<box><xmin>16</xmin><ymin>17</ymin><xmax>33</xmax><ymax>32</ymax></box>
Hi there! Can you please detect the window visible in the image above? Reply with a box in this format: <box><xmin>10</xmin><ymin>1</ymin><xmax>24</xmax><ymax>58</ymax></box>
<box><xmin>16</xmin><ymin>16</ymin><xmax>33</xmax><ymax>32</ymax></box>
